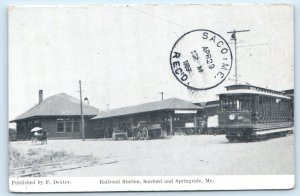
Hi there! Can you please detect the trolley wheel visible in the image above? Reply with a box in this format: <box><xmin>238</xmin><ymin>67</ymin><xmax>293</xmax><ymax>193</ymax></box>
<box><xmin>281</xmin><ymin>132</ymin><xmax>287</xmax><ymax>137</ymax></box>
<box><xmin>255</xmin><ymin>133</ymin><xmax>261</xmax><ymax>141</ymax></box>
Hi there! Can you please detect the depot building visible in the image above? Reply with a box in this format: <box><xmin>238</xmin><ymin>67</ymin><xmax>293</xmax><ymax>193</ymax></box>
<box><xmin>10</xmin><ymin>91</ymin><xmax>204</xmax><ymax>140</ymax></box>
<box><xmin>88</xmin><ymin>98</ymin><xmax>203</xmax><ymax>138</ymax></box>
<box><xmin>10</xmin><ymin>90</ymin><xmax>99</xmax><ymax>140</ymax></box>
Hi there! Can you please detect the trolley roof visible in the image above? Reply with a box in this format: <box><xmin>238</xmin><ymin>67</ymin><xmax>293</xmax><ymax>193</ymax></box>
<box><xmin>218</xmin><ymin>89</ymin><xmax>291</xmax><ymax>99</ymax></box>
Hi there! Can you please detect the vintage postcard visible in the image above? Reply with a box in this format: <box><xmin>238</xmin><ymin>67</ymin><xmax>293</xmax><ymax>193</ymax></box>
<box><xmin>8</xmin><ymin>4</ymin><xmax>294</xmax><ymax>192</ymax></box>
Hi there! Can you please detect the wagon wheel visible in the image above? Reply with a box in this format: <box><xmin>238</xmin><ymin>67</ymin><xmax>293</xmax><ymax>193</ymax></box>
<box><xmin>136</xmin><ymin>131</ymin><xmax>142</xmax><ymax>140</ymax></box>
<box><xmin>187</xmin><ymin>129</ymin><xmax>193</xmax><ymax>135</ymax></box>
<box><xmin>142</xmin><ymin>127</ymin><xmax>149</xmax><ymax>140</ymax></box>
<box><xmin>177</xmin><ymin>128</ymin><xmax>183</xmax><ymax>135</ymax></box>
<box><xmin>175</xmin><ymin>128</ymin><xmax>179</xmax><ymax>135</ymax></box>
<box><xmin>175</xmin><ymin>128</ymin><xmax>180</xmax><ymax>135</ymax></box>
<box><xmin>184</xmin><ymin>129</ymin><xmax>190</xmax><ymax>135</ymax></box>
<box><xmin>226</xmin><ymin>136</ymin><xmax>234</xmax><ymax>142</ymax></box>
<box><xmin>32</xmin><ymin>137</ymin><xmax>37</xmax><ymax>144</ymax></box>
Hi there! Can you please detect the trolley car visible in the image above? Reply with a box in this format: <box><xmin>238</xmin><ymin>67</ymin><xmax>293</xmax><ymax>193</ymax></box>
<box><xmin>218</xmin><ymin>84</ymin><xmax>293</xmax><ymax>141</ymax></box>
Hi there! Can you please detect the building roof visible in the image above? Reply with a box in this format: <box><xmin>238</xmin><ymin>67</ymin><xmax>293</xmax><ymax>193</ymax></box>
<box><xmin>194</xmin><ymin>100</ymin><xmax>219</xmax><ymax>108</ymax></box>
<box><xmin>11</xmin><ymin>93</ymin><xmax>99</xmax><ymax>122</ymax></box>
<box><xmin>92</xmin><ymin>98</ymin><xmax>202</xmax><ymax>120</ymax></box>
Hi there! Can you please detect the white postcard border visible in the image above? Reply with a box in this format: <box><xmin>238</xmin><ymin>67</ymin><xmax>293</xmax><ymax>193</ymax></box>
<box><xmin>9</xmin><ymin>175</ymin><xmax>295</xmax><ymax>192</ymax></box>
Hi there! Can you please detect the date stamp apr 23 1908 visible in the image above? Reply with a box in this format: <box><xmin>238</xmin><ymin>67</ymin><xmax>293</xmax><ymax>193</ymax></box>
<box><xmin>170</xmin><ymin>29</ymin><xmax>233</xmax><ymax>90</ymax></box>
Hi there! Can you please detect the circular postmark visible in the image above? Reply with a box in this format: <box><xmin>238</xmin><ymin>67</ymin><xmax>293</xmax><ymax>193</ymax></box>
<box><xmin>170</xmin><ymin>29</ymin><xmax>232</xmax><ymax>90</ymax></box>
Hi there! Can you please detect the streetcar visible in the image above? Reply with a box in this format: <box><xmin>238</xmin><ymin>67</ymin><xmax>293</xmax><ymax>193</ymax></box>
<box><xmin>218</xmin><ymin>84</ymin><xmax>293</xmax><ymax>141</ymax></box>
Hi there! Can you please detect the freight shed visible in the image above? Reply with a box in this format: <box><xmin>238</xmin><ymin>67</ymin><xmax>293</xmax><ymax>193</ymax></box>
<box><xmin>195</xmin><ymin>100</ymin><xmax>219</xmax><ymax>117</ymax></box>
<box><xmin>194</xmin><ymin>100</ymin><xmax>220</xmax><ymax>134</ymax></box>
<box><xmin>89</xmin><ymin>98</ymin><xmax>203</xmax><ymax>138</ymax></box>
<box><xmin>10</xmin><ymin>91</ymin><xmax>99</xmax><ymax>140</ymax></box>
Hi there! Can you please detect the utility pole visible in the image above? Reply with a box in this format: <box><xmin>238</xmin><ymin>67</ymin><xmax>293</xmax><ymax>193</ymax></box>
<box><xmin>227</xmin><ymin>29</ymin><xmax>250</xmax><ymax>85</ymax></box>
<box><xmin>79</xmin><ymin>80</ymin><xmax>85</xmax><ymax>141</ymax></box>
<box><xmin>160</xmin><ymin>92</ymin><xmax>164</xmax><ymax>100</ymax></box>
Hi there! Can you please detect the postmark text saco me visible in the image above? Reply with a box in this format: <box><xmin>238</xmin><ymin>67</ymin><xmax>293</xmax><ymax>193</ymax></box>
<box><xmin>170</xmin><ymin>29</ymin><xmax>232</xmax><ymax>90</ymax></box>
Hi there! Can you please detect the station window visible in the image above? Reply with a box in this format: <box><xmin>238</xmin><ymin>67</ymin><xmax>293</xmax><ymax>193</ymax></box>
<box><xmin>56</xmin><ymin>119</ymin><xmax>81</xmax><ymax>133</ymax></box>
<box><xmin>66</xmin><ymin>121</ymin><xmax>73</xmax><ymax>132</ymax></box>
<box><xmin>57</xmin><ymin>121</ymin><xmax>64</xmax><ymax>132</ymax></box>
<box><xmin>74</xmin><ymin>121</ymin><xmax>80</xmax><ymax>132</ymax></box>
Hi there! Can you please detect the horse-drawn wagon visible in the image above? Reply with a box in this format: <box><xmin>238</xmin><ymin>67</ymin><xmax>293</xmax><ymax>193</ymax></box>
<box><xmin>31</xmin><ymin>127</ymin><xmax>47</xmax><ymax>144</ymax></box>
<box><xmin>132</xmin><ymin>121</ymin><xmax>167</xmax><ymax>140</ymax></box>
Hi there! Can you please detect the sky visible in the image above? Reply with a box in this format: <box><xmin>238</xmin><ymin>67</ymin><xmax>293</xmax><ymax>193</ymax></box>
<box><xmin>8</xmin><ymin>4</ymin><xmax>294</xmax><ymax>124</ymax></box>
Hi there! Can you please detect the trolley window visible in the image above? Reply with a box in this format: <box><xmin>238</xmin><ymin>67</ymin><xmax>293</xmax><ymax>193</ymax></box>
<box><xmin>220</xmin><ymin>95</ymin><xmax>251</xmax><ymax>111</ymax></box>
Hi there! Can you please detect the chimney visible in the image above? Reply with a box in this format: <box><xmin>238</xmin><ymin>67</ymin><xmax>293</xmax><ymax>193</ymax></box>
<box><xmin>39</xmin><ymin>90</ymin><xmax>43</xmax><ymax>104</ymax></box>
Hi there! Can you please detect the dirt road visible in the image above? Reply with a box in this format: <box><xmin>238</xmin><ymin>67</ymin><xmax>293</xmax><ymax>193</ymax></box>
<box><xmin>10</xmin><ymin>135</ymin><xmax>294</xmax><ymax>176</ymax></box>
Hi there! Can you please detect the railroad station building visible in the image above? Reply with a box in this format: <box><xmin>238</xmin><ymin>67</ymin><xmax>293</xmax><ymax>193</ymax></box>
<box><xmin>88</xmin><ymin>98</ymin><xmax>203</xmax><ymax>138</ymax></box>
<box><xmin>10</xmin><ymin>90</ymin><xmax>99</xmax><ymax>140</ymax></box>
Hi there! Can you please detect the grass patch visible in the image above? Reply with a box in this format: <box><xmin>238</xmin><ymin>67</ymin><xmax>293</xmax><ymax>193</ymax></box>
<box><xmin>9</xmin><ymin>146</ymin><xmax>97</xmax><ymax>177</ymax></box>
